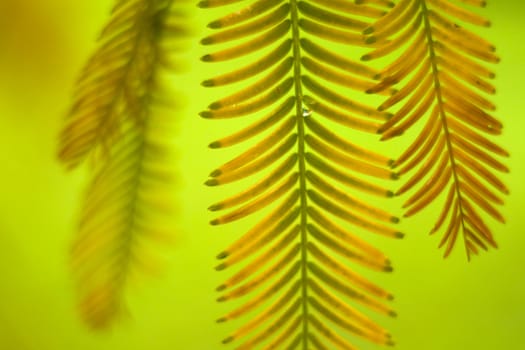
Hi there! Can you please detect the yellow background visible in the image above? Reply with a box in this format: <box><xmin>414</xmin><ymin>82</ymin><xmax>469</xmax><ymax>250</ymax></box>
<box><xmin>0</xmin><ymin>1</ymin><xmax>524</xmax><ymax>349</ymax></box>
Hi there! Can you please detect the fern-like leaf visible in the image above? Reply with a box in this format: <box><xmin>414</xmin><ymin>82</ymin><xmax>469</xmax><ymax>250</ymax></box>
<box><xmin>58</xmin><ymin>0</ymin><xmax>188</xmax><ymax>169</ymax></box>
<box><xmin>200</xmin><ymin>1</ymin><xmax>402</xmax><ymax>348</ymax></box>
<box><xmin>67</xmin><ymin>0</ymin><xmax>188</xmax><ymax>328</ymax></box>
<box><xmin>71</xmin><ymin>114</ymin><xmax>173</xmax><ymax>328</ymax></box>
<box><xmin>362</xmin><ymin>0</ymin><xmax>508</xmax><ymax>259</ymax></box>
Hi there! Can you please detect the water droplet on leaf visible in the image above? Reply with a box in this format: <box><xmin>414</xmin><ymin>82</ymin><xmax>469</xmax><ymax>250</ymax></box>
<box><xmin>302</xmin><ymin>108</ymin><xmax>312</xmax><ymax>118</ymax></box>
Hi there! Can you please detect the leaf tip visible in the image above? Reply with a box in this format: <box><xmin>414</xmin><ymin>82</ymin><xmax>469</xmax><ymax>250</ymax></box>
<box><xmin>209</xmin><ymin>169</ymin><xmax>222</xmax><ymax>177</ymax></box>
<box><xmin>208</xmin><ymin>101</ymin><xmax>222</xmax><ymax>110</ymax></box>
<box><xmin>199</xmin><ymin>110</ymin><xmax>213</xmax><ymax>119</ymax></box>
<box><xmin>222</xmin><ymin>336</ymin><xmax>234</xmax><ymax>344</ymax></box>
<box><xmin>207</xmin><ymin>21</ymin><xmax>221</xmax><ymax>29</ymax></box>
<box><xmin>208</xmin><ymin>141</ymin><xmax>221</xmax><ymax>149</ymax></box>
<box><xmin>208</xmin><ymin>202</ymin><xmax>223</xmax><ymax>211</ymax></box>
<box><xmin>205</xmin><ymin>179</ymin><xmax>218</xmax><ymax>186</ymax></box>
<box><xmin>363</xmin><ymin>27</ymin><xmax>374</xmax><ymax>35</ymax></box>
<box><xmin>216</xmin><ymin>251</ymin><xmax>228</xmax><ymax>259</ymax></box>
<box><xmin>365</xmin><ymin>36</ymin><xmax>376</xmax><ymax>45</ymax></box>
<box><xmin>200</xmin><ymin>37</ymin><xmax>213</xmax><ymax>45</ymax></box>
<box><xmin>215</xmin><ymin>263</ymin><xmax>227</xmax><ymax>271</ymax></box>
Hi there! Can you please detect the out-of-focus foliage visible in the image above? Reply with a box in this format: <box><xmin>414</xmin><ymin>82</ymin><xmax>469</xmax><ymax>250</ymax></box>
<box><xmin>59</xmin><ymin>0</ymin><xmax>190</xmax><ymax>329</ymax></box>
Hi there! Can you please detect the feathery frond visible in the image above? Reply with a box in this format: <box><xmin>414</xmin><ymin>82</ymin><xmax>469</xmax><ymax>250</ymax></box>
<box><xmin>200</xmin><ymin>1</ymin><xmax>402</xmax><ymax>348</ymax></box>
<box><xmin>58</xmin><ymin>0</ymin><xmax>189</xmax><ymax>169</ymax></box>
<box><xmin>71</xmin><ymin>112</ymin><xmax>174</xmax><ymax>329</ymax></box>
<box><xmin>67</xmin><ymin>0</ymin><xmax>189</xmax><ymax>328</ymax></box>
<box><xmin>362</xmin><ymin>0</ymin><xmax>507</xmax><ymax>259</ymax></box>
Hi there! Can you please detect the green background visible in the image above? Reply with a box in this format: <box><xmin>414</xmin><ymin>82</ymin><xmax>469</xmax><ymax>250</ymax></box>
<box><xmin>0</xmin><ymin>1</ymin><xmax>524</xmax><ymax>349</ymax></box>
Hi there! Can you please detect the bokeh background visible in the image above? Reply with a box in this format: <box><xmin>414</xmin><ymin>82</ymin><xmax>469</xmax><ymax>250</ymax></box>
<box><xmin>0</xmin><ymin>1</ymin><xmax>524</xmax><ymax>349</ymax></box>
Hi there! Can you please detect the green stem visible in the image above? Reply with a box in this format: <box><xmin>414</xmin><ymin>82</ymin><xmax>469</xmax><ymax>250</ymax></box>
<box><xmin>289</xmin><ymin>0</ymin><xmax>309</xmax><ymax>347</ymax></box>
<box><xmin>420</xmin><ymin>0</ymin><xmax>468</xmax><ymax>255</ymax></box>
